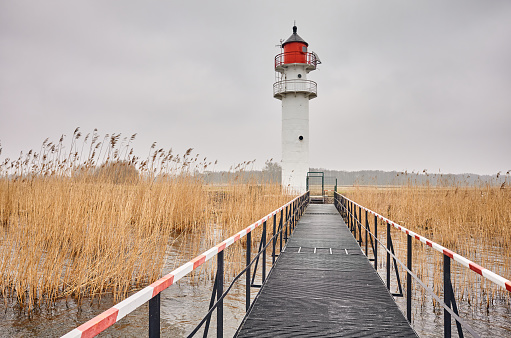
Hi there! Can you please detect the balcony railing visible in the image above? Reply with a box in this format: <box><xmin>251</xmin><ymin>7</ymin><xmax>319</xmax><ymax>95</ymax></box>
<box><xmin>275</xmin><ymin>52</ymin><xmax>317</xmax><ymax>71</ymax></box>
<box><xmin>273</xmin><ymin>79</ymin><xmax>317</xmax><ymax>99</ymax></box>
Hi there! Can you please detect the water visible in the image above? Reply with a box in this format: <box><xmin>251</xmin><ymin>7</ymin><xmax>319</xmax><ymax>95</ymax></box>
<box><xmin>375</xmin><ymin>244</ymin><xmax>511</xmax><ymax>337</ymax></box>
<box><xmin>1</xmin><ymin>230</ymin><xmax>510</xmax><ymax>337</ymax></box>
<box><xmin>0</xmin><ymin>230</ymin><xmax>271</xmax><ymax>337</ymax></box>
<box><xmin>0</xmin><ymin>274</ymin><xmax>257</xmax><ymax>337</ymax></box>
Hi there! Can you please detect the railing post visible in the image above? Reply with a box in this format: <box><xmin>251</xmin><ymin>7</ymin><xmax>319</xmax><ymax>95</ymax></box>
<box><xmin>358</xmin><ymin>206</ymin><xmax>362</xmax><ymax>246</ymax></box>
<box><xmin>294</xmin><ymin>199</ymin><xmax>297</xmax><ymax>228</ymax></box>
<box><xmin>291</xmin><ymin>201</ymin><xmax>295</xmax><ymax>230</ymax></box>
<box><xmin>347</xmin><ymin>201</ymin><xmax>350</xmax><ymax>229</ymax></box>
<box><xmin>351</xmin><ymin>202</ymin><xmax>354</xmax><ymax>232</ymax></box>
<box><xmin>262</xmin><ymin>220</ymin><xmax>267</xmax><ymax>283</ymax></box>
<box><xmin>354</xmin><ymin>205</ymin><xmax>358</xmax><ymax>236</ymax></box>
<box><xmin>246</xmin><ymin>231</ymin><xmax>251</xmax><ymax>312</ymax></box>
<box><xmin>291</xmin><ymin>201</ymin><xmax>294</xmax><ymax>230</ymax></box>
<box><xmin>444</xmin><ymin>255</ymin><xmax>451</xmax><ymax>338</ymax></box>
<box><xmin>217</xmin><ymin>250</ymin><xmax>224</xmax><ymax>338</ymax></box>
<box><xmin>272</xmin><ymin>215</ymin><xmax>277</xmax><ymax>265</ymax></box>
<box><xmin>365</xmin><ymin>210</ymin><xmax>368</xmax><ymax>254</ymax></box>
<box><xmin>387</xmin><ymin>221</ymin><xmax>391</xmax><ymax>290</ymax></box>
<box><xmin>149</xmin><ymin>293</ymin><xmax>160</xmax><ymax>338</ymax></box>
<box><xmin>294</xmin><ymin>201</ymin><xmax>297</xmax><ymax>224</ymax></box>
<box><xmin>296</xmin><ymin>199</ymin><xmax>298</xmax><ymax>225</ymax></box>
<box><xmin>354</xmin><ymin>205</ymin><xmax>357</xmax><ymax>234</ymax></box>
<box><xmin>279</xmin><ymin>209</ymin><xmax>283</xmax><ymax>252</ymax></box>
<box><xmin>374</xmin><ymin>215</ymin><xmax>378</xmax><ymax>269</ymax></box>
<box><xmin>353</xmin><ymin>204</ymin><xmax>357</xmax><ymax>239</ymax></box>
<box><xmin>407</xmin><ymin>234</ymin><xmax>412</xmax><ymax>323</ymax></box>
<box><xmin>294</xmin><ymin>199</ymin><xmax>297</xmax><ymax>226</ymax></box>
<box><xmin>354</xmin><ymin>203</ymin><xmax>356</xmax><ymax>235</ymax></box>
<box><xmin>348</xmin><ymin>201</ymin><xmax>351</xmax><ymax>229</ymax></box>
<box><xmin>290</xmin><ymin>202</ymin><xmax>293</xmax><ymax>231</ymax></box>
<box><xmin>284</xmin><ymin>206</ymin><xmax>288</xmax><ymax>243</ymax></box>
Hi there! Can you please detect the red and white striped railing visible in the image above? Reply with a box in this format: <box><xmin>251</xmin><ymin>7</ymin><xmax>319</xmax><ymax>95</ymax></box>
<box><xmin>337</xmin><ymin>193</ymin><xmax>511</xmax><ymax>293</ymax></box>
<box><xmin>62</xmin><ymin>194</ymin><xmax>304</xmax><ymax>338</ymax></box>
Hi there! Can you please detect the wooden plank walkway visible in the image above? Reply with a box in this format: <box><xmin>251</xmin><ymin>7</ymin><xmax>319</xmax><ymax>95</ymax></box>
<box><xmin>235</xmin><ymin>204</ymin><xmax>417</xmax><ymax>337</ymax></box>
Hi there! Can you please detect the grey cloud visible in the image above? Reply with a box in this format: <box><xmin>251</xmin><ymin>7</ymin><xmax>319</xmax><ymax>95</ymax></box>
<box><xmin>1</xmin><ymin>0</ymin><xmax>510</xmax><ymax>174</ymax></box>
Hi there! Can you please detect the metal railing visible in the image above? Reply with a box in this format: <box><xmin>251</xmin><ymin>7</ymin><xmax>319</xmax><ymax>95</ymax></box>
<box><xmin>63</xmin><ymin>191</ymin><xmax>310</xmax><ymax>338</ymax></box>
<box><xmin>274</xmin><ymin>51</ymin><xmax>318</xmax><ymax>70</ymax></box>
<box><xmin>273</xmin><ymin>79</ymin><xmax>317</xmax><ymax>99</ymax></box>
<box><xmin>334</xmin><ymin>192</ymin><xmax>511</xmax><ymax>338</ymax></box>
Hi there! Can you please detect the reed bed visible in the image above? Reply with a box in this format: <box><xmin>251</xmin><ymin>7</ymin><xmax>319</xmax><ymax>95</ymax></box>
<box><xmin>342</xmin><ymin>182</ymin><xmax>511</xmax><ymax>309</ymax></box>
<box><xmin>0</xmin><ymin>129</ymin><xmax>294</xmax><ymax>311</ymax></box>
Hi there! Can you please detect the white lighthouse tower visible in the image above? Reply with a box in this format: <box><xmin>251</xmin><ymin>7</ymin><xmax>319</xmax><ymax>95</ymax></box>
<box><xmin>274</xmin><ymin>25</ymin><xmax>319</xmax><ymax>193</ymax></box>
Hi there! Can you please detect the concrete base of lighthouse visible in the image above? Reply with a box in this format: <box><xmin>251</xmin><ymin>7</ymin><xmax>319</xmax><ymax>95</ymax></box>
<box><xmin>281</xmin><ymin>92</ymin><xmax>309</xmax><ymax>194</ymax></box>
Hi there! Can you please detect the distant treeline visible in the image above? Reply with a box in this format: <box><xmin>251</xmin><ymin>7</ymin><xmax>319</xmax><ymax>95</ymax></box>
<box><xmin>201</xmin><ymin>162</ymin><xmax>509</xmax><ymax>187</ymax></box>
<box><xmin>85</xmin><ymin>160</ymin><xmax>508</xmax><ymax>187</ymax></box>
<box><xmin>309</xmin><ymin>168</ymin><xmax>509</xmax><ymax>186</ymax></box>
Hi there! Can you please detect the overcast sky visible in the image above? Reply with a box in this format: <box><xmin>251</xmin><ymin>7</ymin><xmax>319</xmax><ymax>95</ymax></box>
<box><xmin>1</xmin><ymin>1</ymin><xmax>510</xmax><ymax>175</ymax></box>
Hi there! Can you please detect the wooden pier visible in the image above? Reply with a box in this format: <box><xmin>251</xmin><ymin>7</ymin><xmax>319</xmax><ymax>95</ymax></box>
<box><xmin>235</xmin><ymin>204</ymin><xmax>417</xmax><ymax>337</ymax></box>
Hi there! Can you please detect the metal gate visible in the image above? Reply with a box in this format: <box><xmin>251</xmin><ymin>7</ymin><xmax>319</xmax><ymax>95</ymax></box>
<box><xmin>306</xmin><ymin>172</ymin><xmax>324</xmax><ymax>196</ymax></box>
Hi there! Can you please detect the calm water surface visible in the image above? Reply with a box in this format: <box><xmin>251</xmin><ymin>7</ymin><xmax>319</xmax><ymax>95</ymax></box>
<box><xmin>1</xmin><ymin>226</ymin><xmax>510</xmax><ymax>337</ymax></box>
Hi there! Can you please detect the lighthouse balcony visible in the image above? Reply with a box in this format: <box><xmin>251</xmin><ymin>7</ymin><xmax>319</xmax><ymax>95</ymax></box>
<box><xmin>273</xmin><ymin>79</ymin><xmax>317</xmax><ymax>100</ymax></box>
<box><xmin>275</xmin><ymin>52</ymin><xmax>318</xmax><ymax>72</ymax></box>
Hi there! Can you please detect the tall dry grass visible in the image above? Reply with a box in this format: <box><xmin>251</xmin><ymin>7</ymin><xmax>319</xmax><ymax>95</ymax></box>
<box><xmin>343</xmin><ymin>182</ymin><xmax>511</xmax><ymax>307</ymax></box>
<box><xmin>0</xmin><ymin>129</ymin><xmax>294</xmax><ymax>311</ymax></box>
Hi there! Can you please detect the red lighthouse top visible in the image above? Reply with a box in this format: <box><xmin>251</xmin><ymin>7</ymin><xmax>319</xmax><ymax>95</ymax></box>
<box><xmin>275</xmin><ymin>26</ymin><xmax>317</xmax><ymax>70</ymax></box>
<box><xmin>282</xmin><ymin>25</ymin><xmax>308</xmax><ymax>49</ymax></box>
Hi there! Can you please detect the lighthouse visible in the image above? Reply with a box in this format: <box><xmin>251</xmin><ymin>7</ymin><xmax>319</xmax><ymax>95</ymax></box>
<box><xmin>274</xmin><ymin>25</ymin><xmax>319</xmax><ymax>193</ymax></box>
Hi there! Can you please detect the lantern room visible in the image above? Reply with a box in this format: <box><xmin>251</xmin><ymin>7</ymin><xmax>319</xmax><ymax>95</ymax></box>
<box><xmin>275</xmin><ymin>26</ymin><xmax>318</xmax><ymax>72</ymax></box>
<box><xmin>282</xmin><ymin>25</ymin><xmax>308</xmax><ymax>63</ymax></box>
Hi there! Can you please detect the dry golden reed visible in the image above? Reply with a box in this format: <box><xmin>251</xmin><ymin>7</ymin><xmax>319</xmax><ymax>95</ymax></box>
<box><xmin>0</xmin><ymin>129</ymin><xmax>294</xmax><ymax>311</ymax></box>
<box><xmin>342</xmin><ymin>182</ymin><xmax>511</xmax><ymax>307</ymax></box>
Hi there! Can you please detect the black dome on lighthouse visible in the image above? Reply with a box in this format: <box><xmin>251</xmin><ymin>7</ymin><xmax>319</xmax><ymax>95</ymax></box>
<box><xmin>281</xmin><ymin>25</ymin><xmax>309</xmax><ymax>47</ymax></box>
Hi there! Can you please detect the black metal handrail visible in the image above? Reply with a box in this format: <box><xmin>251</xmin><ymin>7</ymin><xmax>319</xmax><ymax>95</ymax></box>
<box><xmin>334</xmin><ymin>192</ymin><xmax>479</xmax><ymax>338</ymax></box>
<box><xmin>185</xmin><ymin>191</ymin><xmax>310</xmax><ymax>338</ymax></box>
